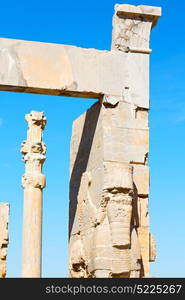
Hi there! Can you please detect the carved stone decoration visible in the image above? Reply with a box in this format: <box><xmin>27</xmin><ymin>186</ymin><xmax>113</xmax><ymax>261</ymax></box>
<box><xmin>68</xmin><ymin>3</ymin><xmax>161</xmax><ymax>278</ymax></box>
<box><xmin>104</xmin><ymin>163</ymin><xmax>134</xmax><ymax>250</ymax></box>
<box><xmin>0</xmin><ymin>203</ymin><xmax>10</xmax><ymax>278</ymax></box>
<box><xmin>69</xmin><ymin>98</ymin><xmax>158</xmax><ymax>277</ymax></box>
<box><xmin>112</xmin><ymin>4</ymin><xmax>161</xmax><ymax>53</ymax></box>
<box><xmin>69</xmin><ymin>234</ymin><xmax>87</xmax><ymax>278</ymax></box>
<box><xmin>107</xmin><ymin>196</ymin><xmax>133</xmax><ymax>248</ymax></box>
<box><xmin>0</xmin><ymin>0</ymin><xmax>161</xmax><ymax>278</ymax></box>
<box><xmin>69</xmin><ymin>163</ymin><xmax>143</xmax><ymax>278</ymax></box>
<box><xmin>21</xmin><ymin>111</ymin><xmax>46</xmax><ymax>278</ymax></box>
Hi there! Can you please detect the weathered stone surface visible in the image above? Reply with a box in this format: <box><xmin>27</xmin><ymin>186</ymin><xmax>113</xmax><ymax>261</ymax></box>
<box><xmin>69</xmin><ymin>3</ymin><xmax>160</xmax><ymax>278</ymax></box>
<box><xmin>112</xmin><ymin>4</ymin><xmax>161</xmax><ymax>53</ymax></box>
<box><xmin>103</xmin><ymin>126</ymin><xmax>149</xmax><ymax>164</ymax></box>
<box><xmin>103</xmin><ymin>162</ymin><xmax>133</xmax><ymax>191</ymax></box>
<box><xmin>0</xmin><ymin>0</ymin><xmax>161</xmax><ymax>278</ymax></box>
<box><xmin>0</xmin><ymin>203</ymin><xmax>9</xmax><ymax>278</ymax></box>
<box><xmin>0</xmin><ymin>38</ymin><xmax>150</xmax><ymax>108</ymax></box>
<box><xmin>21</xmin><ymin>111</ymin><xmax>46</xmax><ymax>278</ymax></box>
<box><xmin>137</xmin><ymin>227</ymin><xmax>150</xmax><ymax>275</ymax></box>
<box><xmin>133</xmin><ymin>165</ymin><xmax>149</xmax><ymax>196</ymax></box>
<box><xmin>69</xmin><ymin>100</ymin><xmax>147</xmax><ymax>278</ymax></box>
<box><xmin>137</xmin><ymin>197</ymin><xmax>149</xmax><ymax>228</ymax></box>
<box><xmin>130</xmin><ymin>228</ymin><xmax>142</xmax><ymax>277</ymax></box>
<box><xmin>149</xmin><ymin>233</ymin><xmax>157</xmax><ymax>262</ymax></box>
<box><xmin>69</xmin><ymin>101</ymin><xmax>104</xmax><ymax>236</ymax></box>
<box><xmin>101</xmin><ymin>101</ymin><xmax>149</xmax><ymax>165</ymax></box>
<box><xmin>102</xmin><ymin>101</ymin><xmax>148</xmax><ymax>130</ymax></box>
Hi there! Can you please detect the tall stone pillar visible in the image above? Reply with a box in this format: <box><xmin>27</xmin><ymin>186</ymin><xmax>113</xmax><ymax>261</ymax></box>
<box><xmin>21</xmin><ymin>111</ymin><xmax>46</xmax><ymax>278</ymax></box>
<box><xmin>0</xmin><ymin>203</ymin><xmax>9</xmax><ymax>278</ymax></box>
<box><xmin>69</xmin><ymin>4</ymin><xmax>160</xmax><ymax>278</ymax></box>
<box><xmin>110</xmin><ymin>4</ymin><xmax>161</xmax><ymax>276</ymax></box>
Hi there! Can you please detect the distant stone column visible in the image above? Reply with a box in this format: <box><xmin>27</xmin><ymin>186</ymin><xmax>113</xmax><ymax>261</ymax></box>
<box><xmin>21</xmin><ymin>111</ymin><xmax>46</xmax><ymax>278</ymax></box>
<box><xmin>0</xmin><ymin>203</ymin><xmax>10</xmax><ymax>278</ymax></box>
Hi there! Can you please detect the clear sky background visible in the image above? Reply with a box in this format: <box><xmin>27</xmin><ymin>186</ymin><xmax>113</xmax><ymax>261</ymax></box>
<box><xmin>0</xmin><ymin>0</ymin><xmax>184</xmax><ymax>277</ymax></box>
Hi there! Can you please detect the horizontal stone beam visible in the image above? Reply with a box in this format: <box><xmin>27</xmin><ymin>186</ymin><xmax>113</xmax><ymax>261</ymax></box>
<box><xmin>0</xmin><ymin>38</ymin><xmax>149</xmax><ymax>108</ymax></box>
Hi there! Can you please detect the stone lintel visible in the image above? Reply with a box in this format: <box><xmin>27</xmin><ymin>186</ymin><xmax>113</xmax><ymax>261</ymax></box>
<box><xmin>0</xmin><ymin>37</ymin><xmax>150</xmax><ymax>108</ymax></box>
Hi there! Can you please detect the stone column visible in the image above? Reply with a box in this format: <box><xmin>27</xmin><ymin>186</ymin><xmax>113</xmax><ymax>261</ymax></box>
<box><xmin>110</xmin><ymin>4</ymin><xmax>161</xmax><ymax>276</ymax></box>
<box><xmin>0</xmin><ymin>203</ymin><xmax>10</xmax><ymax>278</ymax></box>
<box><xmin>21</xmin><ymin>111</ymin><xmax>46</xmax><ymax>278</ymax></box>
<box><xmin>69</xmin><ymin>4</ymin><xmax>161</xmax><ymax>278</ymax></box>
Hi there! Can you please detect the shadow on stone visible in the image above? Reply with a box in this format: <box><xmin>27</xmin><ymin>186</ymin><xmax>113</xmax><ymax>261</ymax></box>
<box><xmin>69</xmin><ymin>100</ymin><xmax>101</xmax><ymax>237</ymax></box>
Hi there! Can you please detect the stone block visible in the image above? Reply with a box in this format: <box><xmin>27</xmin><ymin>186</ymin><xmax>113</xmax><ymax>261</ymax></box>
<box><xmin>103</xmin><ymin>162</ymin><xmax>133</xmax><ymax>191</ymax></box>
<box><xmin>103</xmin><ymin>127</ymin><xmax>149</xmax><ymax>164</ymax></box>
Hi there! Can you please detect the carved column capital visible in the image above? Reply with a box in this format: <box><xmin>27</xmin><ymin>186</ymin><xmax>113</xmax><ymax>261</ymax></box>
<box><xmin>112</xmin><ymin>4</ymin><xmax>161</xmax><ymax>53</ymax></box>
<box><xmin>25</xmin><ymin>111</ymin><xmax>47</xmax><ymax>129</ymax></box>
<box><xmin>22</xmin><ymin>173</ymin><xmax>46</xmax><ymax>189</ymax></box>
<box><xmin>21</xmin><ymin>111</ymin><xmax>47</xmax><ymax>277</ymax></box>
<box><xmin>21</xmin><ymin>141</ymin><xmax>46</xmax><ymax>155</ymax></box>
<box><xmin>21</xmin><ymin>111</ymin><xmax>47</xmax><ymax>190</ymax></box>
<box><xmin>22</xmin><ymin>153</ymin><xmax>46</xmax><ymax>165</ymax></box>
<box><xmin>21</xmin><ymin>111</ymin><xmax>46</xmax><ymax>189</ymax></box>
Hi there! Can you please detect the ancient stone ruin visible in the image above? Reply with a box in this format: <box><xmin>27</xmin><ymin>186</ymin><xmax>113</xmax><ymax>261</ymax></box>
<box><xmin>0</xmin><ymin>203</ymin><xmax>9</xmax><ymax>278</ymax></box>
<box><xmin>69</xmin><ymin>4</ymin><xmax>160</xmax><ymax>278</ymax></box>
<box><xmin>0</xmin><ymin>3</ymin><xmax>161</xmax><ymax>277</ymax></box>
<box><xmin>21</xmin><ymin>111</ymin><xmax>46</xmax><ymax>277</ymax></box>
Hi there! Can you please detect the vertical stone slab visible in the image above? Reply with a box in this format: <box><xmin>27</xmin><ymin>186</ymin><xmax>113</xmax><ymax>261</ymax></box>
<box><xmin>69</xmin><ymin>102</ymin><xmax>138</xmax><ymax>278</ymax></box>
<box><xmin>0</xmin><ymin>203</ymin><xmax>10</xmax><ymax>278</ymax></box>
<box><xmin>21</xmin><ymin>111</ymin><xmax>46</xmax><ymax>278</ymax></box>
<box><xmin>69</xmin><ymin>4</ymin><xmax>161</xmax><ymax>278</ymax></box>
<box><xmin>102</xmin><ymin>100</ymin><xmax>149</xmax><ymax>277</ymax></box>
<box><xmin>69</xmin><ymin>102</ymin><xmax>105</xmax><ymax>277</ymax></box>
<box><xmin>109</xmin><ymin>4</ymin><xmax>161</xmax><ymax>277</ymax></box>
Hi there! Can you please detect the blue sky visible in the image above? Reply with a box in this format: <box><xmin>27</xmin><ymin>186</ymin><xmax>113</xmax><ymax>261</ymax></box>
<box><xmin>0</xmin><ymin>0</ymin><xmax>185</xmax><ymax>277</ymax></box>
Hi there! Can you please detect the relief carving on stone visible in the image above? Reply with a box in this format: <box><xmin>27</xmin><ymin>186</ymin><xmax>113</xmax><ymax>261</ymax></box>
<box><xmin>69</xmin><ymin>163</ymin><xmax>144</xmax><ymax>278</ymax></box>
